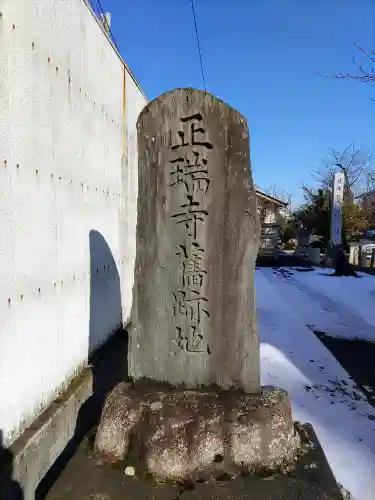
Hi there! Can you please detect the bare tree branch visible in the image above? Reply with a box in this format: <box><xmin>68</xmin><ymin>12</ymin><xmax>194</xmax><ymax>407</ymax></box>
<box><xmin>320</xmin><ymin>42</ymin><xmax>375</xmax><ymax>83</ymax></box>
<box><xmin>260</xmin><ymin>183</ymin><xmax>289</xmax><ymax>202</ymax></box>
<box><xmin>312</xmin><ymin>143</ymin><xmax>374</xmax><ymax>196</ymax></box>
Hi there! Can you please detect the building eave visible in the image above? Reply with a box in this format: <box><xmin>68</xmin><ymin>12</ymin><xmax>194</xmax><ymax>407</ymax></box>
<box><xmin>255</xmin><ymin>188</ymin><xmax>288</xmax><ymax>208</ymax></box>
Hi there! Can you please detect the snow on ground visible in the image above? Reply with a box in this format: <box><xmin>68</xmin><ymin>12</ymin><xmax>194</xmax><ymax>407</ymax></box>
<box><xmin>271</xmin><ymin>266</ymin><xmax>375</xmax><ymax>341</ymax></box>
<box><xmin>256</xmin><ymin>267</ymin><xmax>375</xmax><ymax>500</ymax></box>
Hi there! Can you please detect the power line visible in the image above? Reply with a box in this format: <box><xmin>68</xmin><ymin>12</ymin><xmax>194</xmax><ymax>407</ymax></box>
<box><xmin>190</xmin><ymin>0</ymin><xmax>206</xmax><ymax>91</ymax></box>
<box><xmin>96</xmin><ymin>0</ymin><xmax>120</xmax><ymax>51</ymax></box>
<box><xmin>91</xmin><ymin>0</ymin><xmax>120</xmax><ymax>52</ymax></box>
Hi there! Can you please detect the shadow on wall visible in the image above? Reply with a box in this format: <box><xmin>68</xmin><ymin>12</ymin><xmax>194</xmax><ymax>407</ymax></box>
<box><xmin>89</xmin><ymin>229</ymin><xmax>122</xmax><ymax>353</ymax></box>
<box><xmin>35</xmin><ymin>230</ymin><xmax>128</xmax><ymax>499</ymax></box>
<box><xmin>0</xmin><ymin>430</ymin><xmax>24</xmax><ymax>499</ymax></box>
<box><xmin>88</xmin><ymin>229</ymin><xmax>129</xmax><ymax>414</ymax></box>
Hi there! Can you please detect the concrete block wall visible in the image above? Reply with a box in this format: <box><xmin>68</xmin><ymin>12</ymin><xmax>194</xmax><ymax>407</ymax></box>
<box><xmin>0</xmin><ymin>0</ymin><xmax>147</xmax><ymax>447</ymax></box>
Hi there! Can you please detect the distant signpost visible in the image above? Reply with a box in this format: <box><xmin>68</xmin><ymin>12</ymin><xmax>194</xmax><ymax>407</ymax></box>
<box><xmin>330</xmin><ymin>171</ymin><xmax>345</xmax><ymax>247</ymax></box>
<box><xmin>329</xmin><ymin>170</ymin><xmax>357</xmax><ymax>276</ymax></box>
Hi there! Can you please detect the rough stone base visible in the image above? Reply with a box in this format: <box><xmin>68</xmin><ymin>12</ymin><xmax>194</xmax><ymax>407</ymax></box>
<box><xmin>94</xmin><ymin>382</ymin><xmax>300</xmax><ymax>481</ymax></box>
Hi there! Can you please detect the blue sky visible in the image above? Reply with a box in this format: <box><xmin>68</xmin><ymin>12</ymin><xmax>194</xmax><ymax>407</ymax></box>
<box><xmin>104</xmin><ymin>0</ymin><xmax>374</xmax><ymax>207</ymax></box>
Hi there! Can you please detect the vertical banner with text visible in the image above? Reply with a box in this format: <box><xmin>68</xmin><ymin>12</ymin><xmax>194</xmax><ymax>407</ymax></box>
<box><xmin>330</xmin><ymin>172</ymin><xmax>345</xmax><ymax>246</ymax></box>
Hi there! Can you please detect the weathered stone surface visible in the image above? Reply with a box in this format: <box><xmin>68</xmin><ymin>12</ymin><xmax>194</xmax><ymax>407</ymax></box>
<box><xmin>94</xmin><ymin>383</ymin><xmax>144</xmax><ymax>463</ymax></box>
<box><xmin>129</xmin><ymin>88</ymin><xmax>260</xmax><ymax>392</ymax></box>
<box><xmin>94</xmin><ymin>383</ymin><xmax>300</xmax><ymax>481</ymax></box>
<box><xmin>137</xmin><ymin>392</ymin><xmax>225</xmax><ymax>480</ymax></box>
<box><xmin>228</xmin><ymin>386</ymin><xmax>299</xmax><ymax>469</ymax></box>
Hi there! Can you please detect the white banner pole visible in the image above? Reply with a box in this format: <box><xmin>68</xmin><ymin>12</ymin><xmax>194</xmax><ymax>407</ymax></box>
<box><xmin>330</xmin><ymin>171</ymin><xmax>345</xmax><ymax>247</ymax></box>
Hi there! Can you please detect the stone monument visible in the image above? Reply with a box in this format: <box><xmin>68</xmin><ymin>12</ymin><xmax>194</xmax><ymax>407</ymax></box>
<box><xmin>296</xmin><ymin>221</ymin><xmax>310</xmax><ymax>248</ymax></box>
<box><xmin>94</xmin><ymin>89</ymin><xmax>300</xmax><ymax>481</ymax></box>
<box><xmin>129</xmin><ymin>87</ymin><xmax>260</xmax><ymax>392</ymax></box>
<box><xmin>294</xmin><ymin>221</ymin><xmax>321</xmax><ymax>265</ymax></box>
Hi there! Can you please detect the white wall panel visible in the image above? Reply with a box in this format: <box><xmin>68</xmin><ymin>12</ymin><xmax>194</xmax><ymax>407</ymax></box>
<box><xmin>0</xmin><ymin>0</ymin><xmax>147</xmax><ymax>446</ymax></box>
<box><xmin>120</xmin><ymin>74</ymin><xmax>147</xmax><ymax>318</ymax></box>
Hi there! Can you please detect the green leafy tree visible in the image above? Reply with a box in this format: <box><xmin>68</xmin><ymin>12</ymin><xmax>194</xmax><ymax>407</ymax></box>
<box><xmin>295</xmin><ymin>187</ymin><xmax>331</xmax><ymax>243</ymax></box>
<box><xmin>279</xmin><ymin>215</ymin><xmax>297</xmax><ymax>244</ymax></box>
<box><xmin>298</xmin><ymin>144</ymin><xmax>374</xmax><ymax>243</ymax></box>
